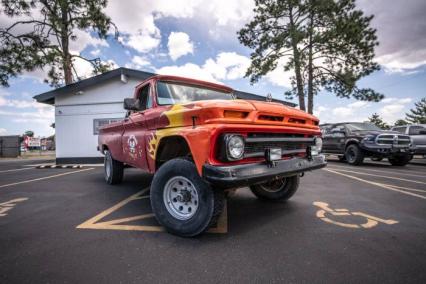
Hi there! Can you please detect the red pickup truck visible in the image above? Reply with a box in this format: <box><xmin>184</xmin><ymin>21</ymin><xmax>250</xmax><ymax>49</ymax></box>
<box><xmin>98</xmin><ymin>75</ymin><xmax>326</xmax><ymax>236</ymax></box>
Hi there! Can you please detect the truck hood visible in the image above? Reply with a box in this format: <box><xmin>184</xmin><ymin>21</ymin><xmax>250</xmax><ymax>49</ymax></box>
<box><xmin>158</xmin><ymin>99</ymin><xmax>319</xmax><ymax>129</ymax></box>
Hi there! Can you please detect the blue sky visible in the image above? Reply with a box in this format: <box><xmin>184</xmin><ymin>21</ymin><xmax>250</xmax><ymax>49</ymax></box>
<box><xmin>1</xmin><ymin>0</ymin><xmax>425</xmax><ymax>137</ymax></box>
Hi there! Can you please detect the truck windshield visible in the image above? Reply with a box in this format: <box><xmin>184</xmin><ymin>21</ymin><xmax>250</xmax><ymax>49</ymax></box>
<box><xmin>346</xmin><ymin>123</ymin><xmax>382</xmax><ymax>131</ymax></box>
<box><xmin>156</xmin><ymin>81</ymin><xmax>234</xmax><ymax>105</ymax></box>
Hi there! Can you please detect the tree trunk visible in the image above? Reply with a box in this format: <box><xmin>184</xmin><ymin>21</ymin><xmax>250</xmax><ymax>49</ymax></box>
<box><xmin>60</xmin><ymin>3</ymin><xmax>73</xmax><ymax>85</ymax></box>
<box><xmin>289</xmin><ymin>6</ymin><xmax>306</xmax><ymax>111</ymax></box>
<box><xmin>307</xmin><ymin>13</ymin><xmax>314</xmax><ymax>114</ymax></box>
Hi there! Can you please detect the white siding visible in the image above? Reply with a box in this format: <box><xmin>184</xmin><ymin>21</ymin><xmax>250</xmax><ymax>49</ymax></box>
<box><xmin>55</xmin><ymin>77</ymin><xmax>139</xmax><ymax>158</ymax></box>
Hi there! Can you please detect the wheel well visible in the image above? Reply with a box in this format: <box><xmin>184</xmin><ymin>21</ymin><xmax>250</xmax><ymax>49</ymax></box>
<box><xmin>156</xmin><ymin>136</ymin><xmax>191</xmax><ymax>170</ymax></box>
<box><xmin>102</xmin><ymin>145</ymin><xmax>109</xmax><ymax>153</ymax></box>
<box><xmin>345</xmin><ymin>140</ymin><xmax>359</xmax><ymax>150</ymax></box>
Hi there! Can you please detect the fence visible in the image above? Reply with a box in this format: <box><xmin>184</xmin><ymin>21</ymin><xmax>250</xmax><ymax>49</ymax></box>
<box><xmin>0</xmin><ymin>135</ymin><xmax>20</xmax><ymax>158</ymax></box>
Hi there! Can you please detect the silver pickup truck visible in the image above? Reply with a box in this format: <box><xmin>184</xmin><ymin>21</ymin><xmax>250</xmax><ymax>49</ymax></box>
<box><xmin>392</xmin><ymin>124</ymin><xmax>426</xmax><ymax>155</ymax></box>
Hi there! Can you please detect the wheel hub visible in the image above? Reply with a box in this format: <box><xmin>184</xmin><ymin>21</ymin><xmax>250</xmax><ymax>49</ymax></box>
<box><xmin>163</xmin><ymin>176</ymin><xmax>199</xmax><ymax>220</ymax></box>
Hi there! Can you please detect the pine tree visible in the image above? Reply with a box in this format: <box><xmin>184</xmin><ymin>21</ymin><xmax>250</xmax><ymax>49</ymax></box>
<box><xmin>238</xmin><ymin>0</ymin><xmax>383</xmax><ymax>113</ymax></box>
<box><xmin>406</xmin><ymin>98</ymin><xmax>426</xmax><ymax>124</ymax></box>
<box><xmin>0</xmin><ymin>0</ymin><xmax>118</xmax><ymax>87</ymax></box>
<box><xmin>368</xmin><ymin>113</ymin><xmax>389</xmax><ymax>129</ymax></box>
<box><xmin>394</xmin><ymin>119</ymin><xmax>408</xmax><ymax>127</ymax></box>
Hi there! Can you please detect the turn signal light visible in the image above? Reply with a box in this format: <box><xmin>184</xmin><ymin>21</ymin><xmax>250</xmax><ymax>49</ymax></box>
<box><xmin>224</xmin><ymin>110</ymin><xmax>248</xmax><ymax>119</ymax></box>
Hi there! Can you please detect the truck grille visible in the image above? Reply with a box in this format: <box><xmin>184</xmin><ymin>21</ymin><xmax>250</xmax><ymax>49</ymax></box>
<box><xmin>244</xmin><ymin>133</ymin><xmax>315</xmax><ymax>158</ymax></box>
<box><xmin>376</xmin><ymin>134</ymin><xmax>411</xmax><ymax>146</ymax></box>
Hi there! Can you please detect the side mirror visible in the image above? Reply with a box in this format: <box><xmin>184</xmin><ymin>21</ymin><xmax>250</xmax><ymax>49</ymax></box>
<box><xmin>124</xmin><ymin>98</ymin><xmax>139</xmax><ymax>111</ymax></box>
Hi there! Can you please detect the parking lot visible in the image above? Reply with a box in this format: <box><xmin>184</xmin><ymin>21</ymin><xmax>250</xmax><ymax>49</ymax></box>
<box><xmin>0</xmin><ymin>157</ymin><xmax>425</xmax><ymax>283</ymax></box>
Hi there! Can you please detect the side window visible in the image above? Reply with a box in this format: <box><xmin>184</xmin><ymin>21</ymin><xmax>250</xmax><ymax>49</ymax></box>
<box><xmin>393</xmin><ymin>127</ymin><xmax>406</xmax><ymax>134</ymax></box>
<box><xmin>135</xmin><ymin>84</ymin><xmax>151</xmax><ymax>111</ymax></box>
<box><xmin>409</xmin><ymin>126</ymin><xmax>425</xmax><ymax>135</ymax></box>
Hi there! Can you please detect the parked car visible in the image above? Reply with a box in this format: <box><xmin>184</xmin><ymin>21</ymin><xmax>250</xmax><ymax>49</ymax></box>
<box><xmin>98</xmin><ymin>75</ymin><xmax>327</xmax><ymax>237</ymax></box>
<box><xmin>320</xmin><ymin>122</ymin><xmax>413</xmax><ymax>166</ymax></box>
<box><xmin>391</xmin><ymin>124</ymin><xmax>426</xmax><ymax>156</ymax></box>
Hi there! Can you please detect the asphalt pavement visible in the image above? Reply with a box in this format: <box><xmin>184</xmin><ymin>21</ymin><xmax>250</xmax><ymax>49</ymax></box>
<box><xmin>0</xmin><ymin>157</ymin><xmax>425</xmax><ymax>283</ymax></box>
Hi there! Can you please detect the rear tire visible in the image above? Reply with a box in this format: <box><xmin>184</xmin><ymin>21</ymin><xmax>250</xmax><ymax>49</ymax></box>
<box><xmin>388</xmin><ymin>155</ymin><xmax>411</xmax><ymax>166</ymax></box>
<box><xmin>104</xmin><ymin>150</ymin><xmax>124</xmax><ymax>185</ymax></box>
<box><xmin>150</xmin><ymin>158</ymin><xmax>224</xmax><ymax>237</ymax></box>
<box><xmin>345</xmin><ymin>144</ymin><xmax>364</xmax><ymax>165</ymax></box>
<box><xmin>250</xmin><ymin>175</ymin><xmax>300</xmax><ymax>201</ymax></box>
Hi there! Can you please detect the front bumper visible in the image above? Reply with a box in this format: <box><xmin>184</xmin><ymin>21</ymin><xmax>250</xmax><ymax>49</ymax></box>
<box><xmin>202</xmin><ymin>154</ymin><xmax>327</xmax><ymax>188</ymax></box>
<box><xmin>360</xmin><ymin>142</ymin><xmax>413</xmax><ymax>155</ymax></box>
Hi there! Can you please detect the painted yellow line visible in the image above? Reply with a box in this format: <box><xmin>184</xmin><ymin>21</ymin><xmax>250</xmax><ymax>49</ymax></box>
<box><xmin>77</xmin><ymin>188</ymin><xmax>150</xmax><ymax>229</ymax></box>
<box><xmin>327</xmin><ymin>168</ymin><xmax>426</xmax><ymax>185</ymax></box>
<box><xmin>327</xmin><ymin>164</ymin><xmax>426</xmax><ymax>178</ymax></box>
<box><xmin>324</xmin><ymin>169</ymin><xmax>426</xmax><ymax>200</ymax></box>
<box><xmin>0</xmin><ymin>168</ymin><xmax>95</xmax><ymax>189</ymax></box>
<box><xmin>77</xmin><ymin>188</ymin><xmax>228</xmax><ymax>234</ymax></box>
<box><xmin>0</xmin><ymin>167</ymin><xmax>34</xmax><ymax>174</ymax></box>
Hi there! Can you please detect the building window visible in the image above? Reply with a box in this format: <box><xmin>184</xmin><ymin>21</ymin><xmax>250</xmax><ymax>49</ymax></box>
<box><xmin>93</xmin><ymin>118</ymin><xmax>123</xmax><ymax>135</ymax></box>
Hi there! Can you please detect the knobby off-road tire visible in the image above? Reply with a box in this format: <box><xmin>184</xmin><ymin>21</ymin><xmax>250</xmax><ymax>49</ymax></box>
<box><xmin>345</xmin><ymin>144</ymin><xmax>364</xmax><ymax>165</ymax></box>
<box><xmin>104</xmin><ymin>150</ymin><xmax>124</xmax><ymax>185</ymax></box>
<box><xmin>250</xmin><ymin>175</ymin><xmax>300</xmax><ymax>202</ymax></box>
<box><xmin>388</xmin><ymin>155</ymin><xmax>411</xmax><ymax>166</ymax></box>
<box><xmin>150</xmin><ymin>158</ymin><xmax>224</xmax><ymax>237</ymax></box>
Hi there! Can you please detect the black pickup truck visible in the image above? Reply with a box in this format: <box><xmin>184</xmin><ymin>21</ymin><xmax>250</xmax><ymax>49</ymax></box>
<box><xmin>320</xmin><ymin>122</ymin><xmax>413</xmax><ymax>166</ymax></box>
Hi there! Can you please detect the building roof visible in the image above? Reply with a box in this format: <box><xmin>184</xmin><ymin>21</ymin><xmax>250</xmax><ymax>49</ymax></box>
<box><xmin>33</xmin><ymin>67</ymin><xmax>295</xmax><ymax>106</ymax></box>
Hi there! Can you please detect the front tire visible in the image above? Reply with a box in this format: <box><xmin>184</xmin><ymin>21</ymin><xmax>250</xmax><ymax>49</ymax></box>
<box><xmin>249</xmin><ymin>175</ymin><xmax>300</xmax><ymax>201</ymax></box>
<box><xmin>345</xmin><ymin>144</ymin><xmax>364</xmax><ymax>165</ymax></box>
<box><xmin>388</xmin><ymin>155</ymin><xmax>411</xmax><ymax>166</ymax></box>
<box><xmin>104</xmin><ymin>150</ymin><xmax>124</xmax><ymax>185</ymax></box>
<box><xmin>150</xmin><ymin>158</ymin><xmax>224</xmax><ymax>237</ymax></box>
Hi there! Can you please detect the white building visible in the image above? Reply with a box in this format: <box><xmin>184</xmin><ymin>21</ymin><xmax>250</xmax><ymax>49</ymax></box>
<box><xmin>34</xmin><ymin>68</ymin><xmax>293</xmax><ymax>164</ymax></box>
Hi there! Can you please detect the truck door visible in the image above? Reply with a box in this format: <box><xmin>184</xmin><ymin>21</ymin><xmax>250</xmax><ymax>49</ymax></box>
<box><xmin>122</xmin><ymin>82</ymin><xmax>151</xmax><ymax>170</ymax></box>
<box><xmin>324</xmin><ymin>124</ymin><xmax>346</xmax><ymax>153</ymax></box>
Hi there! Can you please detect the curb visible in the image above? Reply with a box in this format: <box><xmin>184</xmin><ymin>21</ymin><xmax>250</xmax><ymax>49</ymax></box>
<box><xmin>36</xmin><ymin>165</ymin><xmax>83</xmax><ymax>169</ymax></box>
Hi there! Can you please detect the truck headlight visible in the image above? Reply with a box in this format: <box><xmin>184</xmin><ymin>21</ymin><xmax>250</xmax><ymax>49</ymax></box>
<box><xmin>313</xmin><ymin>137</ymin><xmax>322</xmax><ymax>154</ymax></box>
<box><xmin>225</xmin><ymin>134</ymin><xmax>244</xmax><ymax>160</ymax></box>
<box><xmin>363</xmin><ymin>135</ymin><xmax>375</xmax><ymax>142</ymax></box>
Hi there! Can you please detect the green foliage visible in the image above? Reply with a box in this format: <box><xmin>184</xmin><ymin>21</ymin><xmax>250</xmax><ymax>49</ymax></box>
<box><xmin>405</xmin><ymin>98</ymin><xmax>426</xmax><ymax>124</ymax></box>
<box><xmin>0</xmin><ymin>0</ymin><xmax>118</xmax><ymax>87</ymax></box>
<box><xmin>394</xmin><ymin>119</ymin><xmax>408</xmax><ymax>127</ymax></box>
<box><xmin>368</xmin><ymin>113</ymin><xmax>389</xmax><ymax>130</ymax></box>
<box><xmin>238</xmin><ymin>0</ymin><xmax>383</xmax><ymax>113</ymax></box>
<box><xmin>24</xmin><ymin>130</ymin><xmax>34</xmax><ymax>137</ymax></box>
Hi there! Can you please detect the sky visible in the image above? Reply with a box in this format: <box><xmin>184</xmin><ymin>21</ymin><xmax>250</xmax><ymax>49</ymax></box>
<box><xmin>0</xmin><ymin>0</ymin><xmax>425</xmax><ymax>137</ymax></box>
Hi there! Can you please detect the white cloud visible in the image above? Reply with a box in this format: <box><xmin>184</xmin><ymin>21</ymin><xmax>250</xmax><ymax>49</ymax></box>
<box><xmin>156</xmin><ymin>52</ymin><xmax>250</xmax><ymax>83</ymax></box>
<box><xmin>167</xmin><ymin>32</ymin><xmax>194</xmax><ymax>61</ymax></box>
<box><xmin>358</xmin><ymin>0</ymin><xmax>426</xmax><ymax>73</ymax></box>
<box><xmin>378</xmin><ymin>97</ymin><xmax>412</xmax><ymax>123</ymax></box>
<box><xmin>156</xmin><ymin>63</ymin><xmax>218</xmax><ymax>83</ymax></box>
<box><xmin>262</xmin><ymin>57</ymin><xmax>293</xmax><ymax>88</ymax></box>
<box><xmin>0</xmin><ymin>128</ymin><xmax>6</xmax><ymax>135</ymax></box>
<box><xmin>127</xmin><ymin>56</ymin><xmax>151</xmax><ymax>70</ymax></box>
<box><xmin>203</xmin><ymin>52</ymin><xmax>250</xmax><ymax>80</ymax></box>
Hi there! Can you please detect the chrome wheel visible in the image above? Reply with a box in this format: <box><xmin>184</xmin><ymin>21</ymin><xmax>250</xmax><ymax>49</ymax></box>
<box><xmin>259</xmin><ymin>178</ymin><xmax>288</xmax><ymax>193</ymax></box>
<box><xmin>163</xmin><ymin>176</ymin><xmax>199</xmax><ymax>220</ymax></box>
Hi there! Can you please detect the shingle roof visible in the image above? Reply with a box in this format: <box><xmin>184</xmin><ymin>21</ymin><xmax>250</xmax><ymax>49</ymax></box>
<box><xmin>33</xmin><ymin>67</ymin><xmax>295</xmax><ymax>106</ymax></box>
